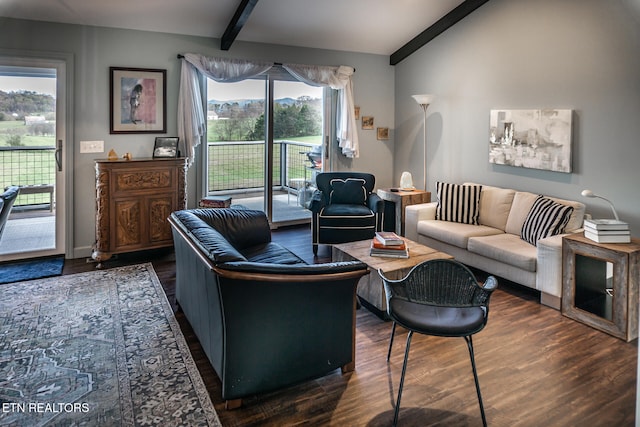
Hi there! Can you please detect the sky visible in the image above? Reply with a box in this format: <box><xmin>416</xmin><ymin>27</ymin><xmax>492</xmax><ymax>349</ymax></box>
<box><xmin>0</xmin><ymin>76</ymin><xmax>57</xmax><ymax>96</ymax></box>
<box><xmin>0</xmin><ymin>75</ymin><xmax>322</xmax><ymax>101</ymax></box>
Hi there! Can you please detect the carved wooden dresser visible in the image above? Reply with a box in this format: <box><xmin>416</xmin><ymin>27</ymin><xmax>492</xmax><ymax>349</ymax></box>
<box><xmin>93</xmin><ymin>157</ymin><xmax>187</xmax><ymax>267</ymax></box>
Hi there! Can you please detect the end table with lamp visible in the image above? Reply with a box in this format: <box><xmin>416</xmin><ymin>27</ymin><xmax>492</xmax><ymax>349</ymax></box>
<box><xmin>561</xmin><ymin>190</ymin><xmax>638</xmax><ymax>341</ymax></box>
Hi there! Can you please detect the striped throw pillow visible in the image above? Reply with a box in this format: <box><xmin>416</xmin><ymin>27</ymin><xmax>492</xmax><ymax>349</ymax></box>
<box><xmin>521</xmin><ymin>195</ymin><xmax>574</xmax><ymax>246</ymax></box>
<box><xmin>435</xmin><ymin>182</ymin><xmax>483</xmax><ymax>225</ymax></box>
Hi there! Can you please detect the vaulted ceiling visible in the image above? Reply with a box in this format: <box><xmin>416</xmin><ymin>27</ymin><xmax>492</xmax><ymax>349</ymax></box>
<box><xmin>0</xmin><ymin>0</ymin><xmax>480</xmax><ymax>61</ymax></box>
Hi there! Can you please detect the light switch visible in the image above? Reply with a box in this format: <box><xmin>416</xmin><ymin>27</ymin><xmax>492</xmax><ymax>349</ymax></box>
<box><xmin>80</xmin><ymin>140</ymin><xmax>104</xmax><ymax>153</ymax></box>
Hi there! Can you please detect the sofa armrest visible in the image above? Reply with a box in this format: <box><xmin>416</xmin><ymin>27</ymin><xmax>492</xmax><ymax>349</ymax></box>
<box><xmin>367</xmin><ymin>192</ymin><xmax>384</xmax><ymax>213</ymax></box>
<box><xmin>215</xmin><ymin>260</ymin><xmax>369</xmax><ymax>282</ymax></box>
<box><xmin>309</xmin><ymin>190</ymin><xmax>324</xmax><ymax>213</ymax></box>
<box><xmin>405</xmin><ymin>202</ymin><xmax>437</xmax><ymax>240</ymax></box>
<box><xmin>536</xmin><ymin>230</ymin><xmax>581</xmax><ymax>302</ymax></box>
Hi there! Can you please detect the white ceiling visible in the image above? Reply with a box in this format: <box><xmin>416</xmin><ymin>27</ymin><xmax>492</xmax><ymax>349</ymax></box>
<box><xmin>0</xmin><ymin>0</ymin><xmax>465</xmax><ymax>55</ymax></box>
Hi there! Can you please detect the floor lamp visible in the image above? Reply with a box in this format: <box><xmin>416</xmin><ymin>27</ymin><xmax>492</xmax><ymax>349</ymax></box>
<box><xmin>412</xmin><ymin>94</ymin><xmax>435</xmax><ymax>191</ymax></box>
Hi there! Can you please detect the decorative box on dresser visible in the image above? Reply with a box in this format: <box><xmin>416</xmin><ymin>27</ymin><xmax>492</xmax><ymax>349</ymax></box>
<box><xmin>93</xmin><ymin>158</ymin><xmax>187</xmax><ymax>267</ymax></box>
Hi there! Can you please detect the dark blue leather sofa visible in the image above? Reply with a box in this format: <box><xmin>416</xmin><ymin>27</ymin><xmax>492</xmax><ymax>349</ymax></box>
<box><xmin>168</xmin><ymin>208</ymin><xmax>369</xmax><ymax>409</ymax></box>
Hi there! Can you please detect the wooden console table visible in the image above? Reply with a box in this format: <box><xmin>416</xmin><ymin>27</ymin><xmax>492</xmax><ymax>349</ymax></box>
<box><xmin>93</xmin><ymin>158</ymin><xmax>187</xmax><ymax>267</ymax></box>
<box><xmin>377</xmin><ymin>189</ymin><xmax>431</xmax><ymax>236</ymax></box>
<box><xmin>562</xmin><ymin>233</ymin><xmax>640</xmax><ymax>341</ymax></box>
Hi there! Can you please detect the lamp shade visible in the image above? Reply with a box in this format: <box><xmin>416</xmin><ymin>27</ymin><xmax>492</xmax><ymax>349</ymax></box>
<box><xmin>412</xmin><ymin>94</ymin><xmax>436</xmax><ymax>106</ymax></box>
<box><xmin>581</xmin><ymin>189</ymin><xmax>621</xmax><ymax>221</ymax></box>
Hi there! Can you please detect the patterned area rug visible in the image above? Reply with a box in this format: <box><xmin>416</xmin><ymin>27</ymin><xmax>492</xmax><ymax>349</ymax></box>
<box><xmin>0</xmin><ymin>263</ymin><xmax>221</xmax><ymax>426</ymax></box>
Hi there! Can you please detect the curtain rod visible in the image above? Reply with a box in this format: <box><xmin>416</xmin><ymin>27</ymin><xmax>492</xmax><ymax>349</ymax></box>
<box><xmin>176</xmin><ymin>54</ymin><xmax>354</xmax><ymax>71</ymax></box>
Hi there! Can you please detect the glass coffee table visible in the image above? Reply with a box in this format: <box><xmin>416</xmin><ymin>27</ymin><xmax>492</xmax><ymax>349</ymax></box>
<box><xmin>332</xmin><ymin>238</ymin><xmax>453</xmax><ymax>318</ymax></box>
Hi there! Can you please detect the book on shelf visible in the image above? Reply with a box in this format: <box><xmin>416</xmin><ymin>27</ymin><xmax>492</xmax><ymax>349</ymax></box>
<box><xmin>369</xmin><ymin>240</ymin><xmax>409</xmax><ymax>258</ymax></box>
<box><xmin>584</xmin><ymin>230</ymin><xmax>631</xmax><ymax>244</ymax></box>
<box><xmin>583</xmin><ymin>219</ymin><xmax>629</xmax><ymax>231</ymax></box>
<box><xmin>374</xmin><ymin>231</ymin><xmax>404</xmax><ymax>246</ymax></box>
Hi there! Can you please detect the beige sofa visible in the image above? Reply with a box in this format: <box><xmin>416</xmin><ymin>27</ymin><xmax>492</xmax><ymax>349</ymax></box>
<box><xmin>405</xmin><ymin>183</ymin><xmax>586</xmax><ymax>309</ymax></box>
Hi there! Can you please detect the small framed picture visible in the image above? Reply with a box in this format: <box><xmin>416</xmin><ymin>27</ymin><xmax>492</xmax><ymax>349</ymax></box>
<box><xmin>153</xmin><ymin>137</ymin><xmax>179</xmax><ymax>158</ymax></box>
<box><xmin>377</xmin><ymin>127</ymin><xmax>389</xmax><ymax>140</ymax></box>
<box><xmin>354</xmin><ymin>106</ymin><xmax>360</xmax><ymax>120</ymax></box>
<box><xmin>362</xmin><ymin>116</ymin><xmax>374</xmax><ymax>130</ymax></box>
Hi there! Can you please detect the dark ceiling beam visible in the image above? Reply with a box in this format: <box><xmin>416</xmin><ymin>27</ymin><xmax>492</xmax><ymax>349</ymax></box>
<box><xmin>220</xmin><ymin>0</ymin><xmax>259</xmax><ymax>51</ymax></box>
<box><xmin>390</xmin><ymin>0</ymin><xmax>490</xmax><ymax>65</ymax></box>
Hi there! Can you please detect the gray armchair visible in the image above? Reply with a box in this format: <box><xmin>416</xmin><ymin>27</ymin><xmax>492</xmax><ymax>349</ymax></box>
<box><xmin>309</xmin><ymin>172</ymin><xmax>384</xmax><ymax>255</ymax></box>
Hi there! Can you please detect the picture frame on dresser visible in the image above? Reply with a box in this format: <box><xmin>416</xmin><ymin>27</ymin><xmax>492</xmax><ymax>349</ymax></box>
<box><xmin>153</xmin><ymin>137</ymin><xmax>179</xmax><ymax>158</ymax></box>
<box><xmin>110</xmin><ymin>67</ymin><xmax>167</xmax><ymax>134</ymax></box>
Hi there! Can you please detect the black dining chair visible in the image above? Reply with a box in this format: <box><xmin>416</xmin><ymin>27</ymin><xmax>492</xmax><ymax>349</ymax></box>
<box><xmin>379</xmin><ymin>259</ymin><xmax>498</xmax><ymax>427</ymax></box>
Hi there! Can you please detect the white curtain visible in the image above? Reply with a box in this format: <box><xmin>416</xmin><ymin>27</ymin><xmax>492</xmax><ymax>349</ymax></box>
<box><xmin>177</xmin><ymin>54</ymin><xmax>359</xmax><ymax>166</ymax></box>
<box><xmin>282</xmin><ymin>64</ymin><xmax>359</xmax><ymax>158</ymax></box>
<box><xmin>177</xmin><ymin>54</ymin><xmax>273</xmax><ymax>165</ymax></box>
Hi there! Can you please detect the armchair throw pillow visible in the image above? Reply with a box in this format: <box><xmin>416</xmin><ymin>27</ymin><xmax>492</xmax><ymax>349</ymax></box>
<box><xmin>435</xmin><ymin>182</ymin><xmax>482</xmax><ymax>225</ymax></box>
<box><xmin>520</xmin><ymin>195</ymin><xmax>574</xmax><ymax>246</ymax></box>
<box><xmin>329</xmin><ymin>178</ymin><xmax>367</xmax><ymax>205</ymax></box>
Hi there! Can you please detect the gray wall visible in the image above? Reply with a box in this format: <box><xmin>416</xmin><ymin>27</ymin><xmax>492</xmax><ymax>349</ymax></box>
<box><xmin>0</xmin><ymin>18</ymin><xmax>395</xmax><ymax>257</ymax></box>
<box><xmin>394</xmin><ymin>0</ymin><xmax>640</xmax><ymax>237</ymax></box>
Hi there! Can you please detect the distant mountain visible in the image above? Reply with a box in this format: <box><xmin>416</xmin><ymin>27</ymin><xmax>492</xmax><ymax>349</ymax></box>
<box><xmin>208</xmin><ymin>97</ymin><xmax>299</xmax><ymax>107</ymax></box>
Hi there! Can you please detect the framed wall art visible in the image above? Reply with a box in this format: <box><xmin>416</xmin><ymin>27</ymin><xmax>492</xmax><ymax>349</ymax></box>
<box><xmin>110</xmin><ymin>67</ymin><xmax>166</xmax><ymax>134</ymax></box>
<box><xmin>489</xmin><ymin>109</ymin><xmax>573</xmax><ymax>173</ymax></box>
<box><xmin>377</xmin><ymin>127</ymin><xmax>389</xmax><ymax>140</ymax></box>
<box><xmin>362</xmin><ymin>116</ymin><xmax>374</xmax><ymax>130</ymax></box>
<box><xmin>153</xmin><ymin>137</ymin><xmax>179</xmax><ymax>158</ymax></box>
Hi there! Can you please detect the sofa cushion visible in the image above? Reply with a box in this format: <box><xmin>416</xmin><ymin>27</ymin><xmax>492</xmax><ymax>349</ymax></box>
<box><xmin>329</xmin><ymin>178</ymin><xmax>367</xmax><ymax>205</ymax></box>
<box><xmin>319</xmin><ymin>204</ymin><xmax>375</xmax><ymax>227</ymax></box>
<box><xmin>242</xmin><ymin>242</ymin><xmax>307</xmax><ymax>265</ymax></box>
<box><xmin>471</xmin><ymin>184</ymin><xmax>516</xmax><ymax>231</ymax></box>
<box><xmin>417</xmin><ymin>219</ymin><xmax>503</xmax><ymax>249</ymax></box>
<box><xmin>468</xmin><ymin>234</ymin><xmax>537</xmax><ymax>272</ymax></box>
<box><xmin>505</xmin><ymin>191</ymin><xmax>539</xmax><ymax>235</ymax></box>
<box><xmin>435</xmin><ymin>182</ymin><xmax>482</xmax><ymax>225</ymax></box>
<box><xmin>190</xmin><ymin>226</ymin><xmax>248</xmax><ymax>264</ymax></box>
<box><xmin>521</xmin><ymin>196</ymin><xmax>574</xmax><ymax>246</ymax></box>
<box><xmin>547</xmin><ymin>196</ymin><xmax>585</xmax><ymax>232</ymax></box>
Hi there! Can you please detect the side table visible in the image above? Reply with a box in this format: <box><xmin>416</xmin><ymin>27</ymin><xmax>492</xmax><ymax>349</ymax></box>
<box><xmin>377</xmin><ymin>189</ymin><xmax>431</xmax><ymax>236</ymax></box>
<box><xmin>562</xmin><ymin>233</ymin><xmax>640</xmax><ymax>341</ymax></box>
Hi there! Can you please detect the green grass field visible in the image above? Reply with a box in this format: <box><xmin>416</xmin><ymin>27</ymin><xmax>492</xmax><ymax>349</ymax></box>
<box><xmin>0</xmin><ymin>121</ymin><xmax>56</xmax><ymax>205</ymax></box>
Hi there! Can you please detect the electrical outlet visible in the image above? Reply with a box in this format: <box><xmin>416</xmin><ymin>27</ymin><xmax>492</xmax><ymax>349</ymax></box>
<box><xmin>80</xmin><ymin>140</ymin><xmax>104</xmax><ymax>153</ymax></box>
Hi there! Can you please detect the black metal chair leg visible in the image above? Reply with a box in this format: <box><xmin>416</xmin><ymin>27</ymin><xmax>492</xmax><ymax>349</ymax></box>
<box><xmin>386</xmin><ymin>321</ymin><xmax>397</xmax><ymax>362</ymax></box>
<box><xmin>465</xmin><ymin>335</ymin><xmax>487</xmax><ymax>427</ymax></box>
<box><xmin>393</xmin><ymin>330</ymin><xmax>413</xmax><ymax>427</ymax></box>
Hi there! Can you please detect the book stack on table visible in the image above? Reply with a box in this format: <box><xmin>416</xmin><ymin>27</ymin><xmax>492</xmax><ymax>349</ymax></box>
<box><xmin>583</xmin><ymin>219</ymin><xmax>631</xmax><ymax>243</ymax></box>
<box><xmin>370</xmin><ymin>232</ymin><xmax>409</xmax><ymax>258</ymax></box>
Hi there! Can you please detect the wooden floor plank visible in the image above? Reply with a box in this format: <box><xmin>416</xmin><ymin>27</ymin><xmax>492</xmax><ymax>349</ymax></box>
<box><xmin>62</xmin><ymin>224</ymin><xmax>637</xmax><ymax>426</ymax></box>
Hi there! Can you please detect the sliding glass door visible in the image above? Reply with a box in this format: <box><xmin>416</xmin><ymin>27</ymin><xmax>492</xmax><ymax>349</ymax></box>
<box><xmin>0</xmin><ymin>58</ymin><xmax>67</xmax><ymax>261</ymax></box>
<box><xmin>206</xmin><ymin>74</ymin><xmax>325</xmax><ymax>226</ymax></box>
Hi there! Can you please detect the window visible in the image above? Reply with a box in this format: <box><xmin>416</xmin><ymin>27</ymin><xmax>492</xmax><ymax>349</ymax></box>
<box><xmin>205</xmin><ymin>75</ymin><xmax>327</xmax><ymax>225</ymax></box>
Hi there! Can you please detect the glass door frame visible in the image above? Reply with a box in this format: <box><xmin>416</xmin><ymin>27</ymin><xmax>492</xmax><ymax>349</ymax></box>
<box><xmin>0</xmin><ymin>50</ymin><xmax>74</xmax><ymax>261</ymax></box>
<box><xmin>202</xmin><ymin>73</ymin><xmax>329</xmax><ymax>227</ymax></box>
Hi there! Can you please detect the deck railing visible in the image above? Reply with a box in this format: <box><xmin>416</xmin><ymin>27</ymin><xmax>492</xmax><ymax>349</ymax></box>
<box><xmin>0</xmin><ymin>141</ymin><xmax>320</xmax><ymax>207</ymax></box>
<box><xmin>0</xmin><ymin>146</ymin><xmax>55</xmax><ymax>208</ymax></box>
<box><xmin>207</xmin><ymin>140</ymin><xmax>319</xmax><ymax>193</ymax></box>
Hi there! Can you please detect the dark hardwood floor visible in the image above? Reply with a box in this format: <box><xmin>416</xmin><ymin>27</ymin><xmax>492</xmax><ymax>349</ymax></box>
<box><xmin>63</xmin><ymin>225</ymin><xmax>637</xmax><ymax>426</ymax></box>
